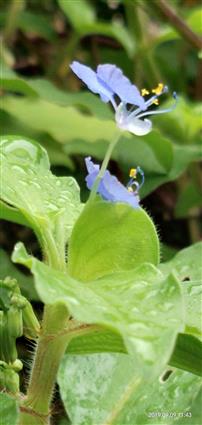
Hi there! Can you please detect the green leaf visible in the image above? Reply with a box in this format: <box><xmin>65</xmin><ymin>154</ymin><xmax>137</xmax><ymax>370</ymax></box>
<box><xmin>66</xmin><ymin>328</ymin><xmax>202</xmax><ymax>377</ymax></box>
<box><xmin>28</xmin><ymin>79</ymin><xmax>112</xmax><ymax>120</ymax></box>
<box><xmin>1</xmin><ymin>97</ymin><xmax>116</xmax><ymax>146</ymax></box>
<box><xmin>58</xmin><ymin>353</ymin><xmax>202</xmax><ymax>425</ymax></box>
<box><xmin>2</xmin><ymin>96</ymin><xmax>201</xmax><ymax>197</ymax></box>
<box><xmin>153</xmin><ymin>98</ymin><xmax>201</xmax><ymax>145</ymax></box>
<box><xmin>169</xmin><ymin>333</ymin><xmax>202</xmax><ymax>377</ymax></box>
<box><xmin>1</xmin><ymin>66</ymin><xmax>112</xmax><ymax>120</ymax></box>
<box><xmin>67</xmin><ymin>328</ymin><xmax>125</xmax><ymax>355</ymax></box>
<box><xmin>0</xmin><ymin>136</ymin><xmax>83</xmax><ymax>269</ymax></box>
<box><xmin>0</xmin><ymin>109</ymin><xmax>74</xmax><ymax>170</ymax></box>
<box><xmin>13</xmin><ymin>242</ymin><xmax>183</xmax><ymax>374</ymax></box>
<box><xmin>58</xmin><ymin>0</ymin><xmax>95</xmax><ymax>30</ymax></box>
<box><xmin>160</xmin><ymin>242</ymin><xmax>202</xmax><ymax>339</ymax></box>
<box><xmin>0</xmin><ymin>63</ymin><xmax>38</xmax><ymax>97</ymax></box>
<box><xmin>0</xmin><ymin>393</ymin><xmax>19</xmax><ymax>425</ymax></box>
<box><xmin>58</xmin><ymin>0</ymin><xmax>134</xmax><ymax>57</ymax></box>
<box><xmin>68</xmin><ymin>201</ymin><xmax>159</xmax><ymax>281</ymax></box>
<box><xmin>0</xmin><ymin>95</ymin><xmax>175</xmax><ymax>197</ymax></box>
<box><xmin>0</xmin><ymin>200</ymin><xmax>31</xmax><ymax>227</ymax></box>
<box><xmin>187</xmin><ymin>7</ymin><xmax>202</xmax><ymax>34</ymax></box>
<box><xmin>0</xmin><ymin>249</ymin><xmax>38</xmax><ymax>301</ymax></box>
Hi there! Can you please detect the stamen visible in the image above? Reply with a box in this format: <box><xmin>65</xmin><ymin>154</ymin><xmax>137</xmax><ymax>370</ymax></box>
<box><xmin>128</xmin><ymin>85</ymin><xmax>169</xmax><ymax>121</ymax></box>
<box><xmin>136</xmin><ymin>92</ymin><xmax>178</xmax><ymax>120</ymax></box>
<box><xmin>127</xmin><ymin>166</ymin><xmax>145</xmax><ymax>193</ymax></box>
<box><xmin>141</xmin><ymin>88</ymin><xmax>150</xmax><ymax>96</ymax></box>
<box><xmin>129</xmin><ymin>168</ymin><xmax>137</xmax><ymax>178</ymax></box>
<box><xmin>152</xmin><ymin>99</ymin><xmax>159</xmax><ymax>105</ymax></box>
<box><xmin>152</xmin><ymin>83</ymin><xmax>164</xmax><ymax>95</ymax></box>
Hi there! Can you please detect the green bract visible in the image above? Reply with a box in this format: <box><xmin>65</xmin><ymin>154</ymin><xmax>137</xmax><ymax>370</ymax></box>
<box><xmin>68</xmin><ymin>201</ymin><xmax>160</xmax><ymax>281</ymax></box>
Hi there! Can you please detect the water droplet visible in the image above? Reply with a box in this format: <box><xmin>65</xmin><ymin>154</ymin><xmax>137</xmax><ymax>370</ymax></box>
<box><xmin>12</xmin><ymin>165</ymin><xmax>26</xmax><ymax>174</ymax></box>
<box><xmin>32</xmin><ymin>181</ymin><xmax>41</xmax><ymax>189</ymax></box>
<box><xmin>20</xmin><ymin>180</ymin><xmax>29</xmax><ymax>187</ymax></box>
<box><xmin>189</xmin><ymin>285</ymin><xmax>201</xmax><ymax>296</ymax></box>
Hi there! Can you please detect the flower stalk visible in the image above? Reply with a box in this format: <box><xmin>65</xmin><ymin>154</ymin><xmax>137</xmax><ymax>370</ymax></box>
<box><xmin>89</xmin><ymin>131</ymin><xmax>121</xmax><ymax>201</ymax></box>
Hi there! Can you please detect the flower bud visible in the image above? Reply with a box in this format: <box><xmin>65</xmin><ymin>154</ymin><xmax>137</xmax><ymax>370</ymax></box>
<box><xmin>0</xmin><ymin>361</ymin><xmax>20</xmax><ymax>393</ymax></box>
<box><xmin>21</xmin><ymin>297</ymin><xmax>40</xmax><ymax>339</ymax></box>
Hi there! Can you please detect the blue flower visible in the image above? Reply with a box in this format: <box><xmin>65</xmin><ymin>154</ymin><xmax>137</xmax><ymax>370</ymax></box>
<box><xmin>85</xmin><ymin>157</ymin><xmax>144</xmax><ymax>209</ymax></box>
<box><xmin>70</xmin><ymin>61</ymin><xmax>177</xmax><ymax>136</ymax></box>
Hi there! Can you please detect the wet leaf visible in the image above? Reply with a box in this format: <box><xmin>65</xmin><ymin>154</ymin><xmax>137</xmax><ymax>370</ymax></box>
<box><xmin>0</xmin><ymin>136</ymin><xmax>83</xmax><ymax>269</ymax></box>
<box><xmin>58</xmin><ymin>353</ymin><xmax>202</xmax><ymax>425</ymax></box>
<box><xmin>169</xmin><ymin>333</ymin><xmax>202</xmax><ymax>377</ymax></box>
<box><xmin>13</xmin><ymin>242</ymin><xmax>183</xmax><ymax>375</ymax></box>
<box><xmin>160</xmin><ymin>242</ymin><xmax>202</xmax><ymax>340</ymax></box>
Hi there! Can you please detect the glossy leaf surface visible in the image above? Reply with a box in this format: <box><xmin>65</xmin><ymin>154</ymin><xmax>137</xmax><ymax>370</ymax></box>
<box><xmin>58</xmin><ymin>352</ymin><xmax>202</xmax><ymax>425</ymax></box>
<box><xmin>13</xmin><ymin>242</ymin><xmax>183</xmax><ymax>376</ymax></box>
<box><xmin>160</xmin><ymin>242</ymin><xmax>202</xmax><ymax>339</ymax></box>
<box><xmin>0</xmin><ymin>136</ymin><xmax>82</xmax><ymax>269</ymax></box>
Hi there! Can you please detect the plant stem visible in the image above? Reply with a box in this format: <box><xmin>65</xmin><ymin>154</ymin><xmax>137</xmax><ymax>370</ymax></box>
<box><xmin>154</xmin><ymin>0</ymin><xmax>202</xmax><ymax>50</ymax></box>
<box><xmin>89</xmin><ymin>131</ymin><xmax>121</xmax><ymax>202</ymax></box>
<box><xmin>19</xmin><ymin>303</ymin><xmax>70</xmax><ymax>425</ymax></box>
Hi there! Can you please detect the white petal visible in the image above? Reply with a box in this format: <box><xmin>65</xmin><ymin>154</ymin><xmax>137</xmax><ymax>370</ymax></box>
<box><xmin>115</xmin><ymin>103</ymin><xmax>152</xmax><ymax>136</ymax></box>
<box><xmin>125</xmin><ymin>117</ymin><xmax>152</xmax><ymax>136</ymax></box>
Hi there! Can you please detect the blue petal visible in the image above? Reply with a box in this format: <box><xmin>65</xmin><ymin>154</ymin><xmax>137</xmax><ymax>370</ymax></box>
<box><xmin>85</xmin><ymin>157</ymin><xmax>99</xmax><ymax>190</ymax></box>
<box><xmin>85</xmin><ymin>157</ymin><xmax>140</xmax><ymax>209</ymax></box>
<box><xmin>70</xmin><ymin>61</ymin><xmax>114</xmax><ymax>103</ymax></box>
<box><xmin>97</xmin><ymin>64</ymin><xmax>146</xmax><ymax>109</ymax></box>
<box><xmin>85</xmin><ymin>156</ymin><xmax>99</xmax><ymax>174</ymax></box>
<box><xmin>100</xmin><ymin>171</ymin><xmax>140</xmax><ymax>208</ymax></box>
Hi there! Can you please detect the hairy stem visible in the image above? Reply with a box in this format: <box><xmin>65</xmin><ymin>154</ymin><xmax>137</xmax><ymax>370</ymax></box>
<box><xmin>89</xmin><ymin>131</ymin><xmax>121</xmax><ymax>202</ymax></box>
<box><xmin>19</xmin><ymin>303</ymin><xmax>70</xmax><ymax>425</ymax></box>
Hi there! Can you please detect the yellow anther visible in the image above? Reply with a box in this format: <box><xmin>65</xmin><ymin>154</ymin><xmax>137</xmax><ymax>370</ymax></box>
<box><xmin>141</xmin><ymin>88</ymin><xmax>150</xmax><ymax>96</ymax></box>
<box><xmin>129</xmin><ymin>168</ymin><xmax>137</xmax><ymax>178</ymax></box>
<box><xmin>128</xmin><ymin>187</ymin><xmax>133</xmax><ymax>192</ymax></box>
<box><xmin>152</xmin><ymin>83</ymin><xmax>164</xmax><ymax>95</ymax></box>
<box><xmin>152</xmin><ymin>98</ymin><xmax>159</xmax><ymax>105</ymax></box>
